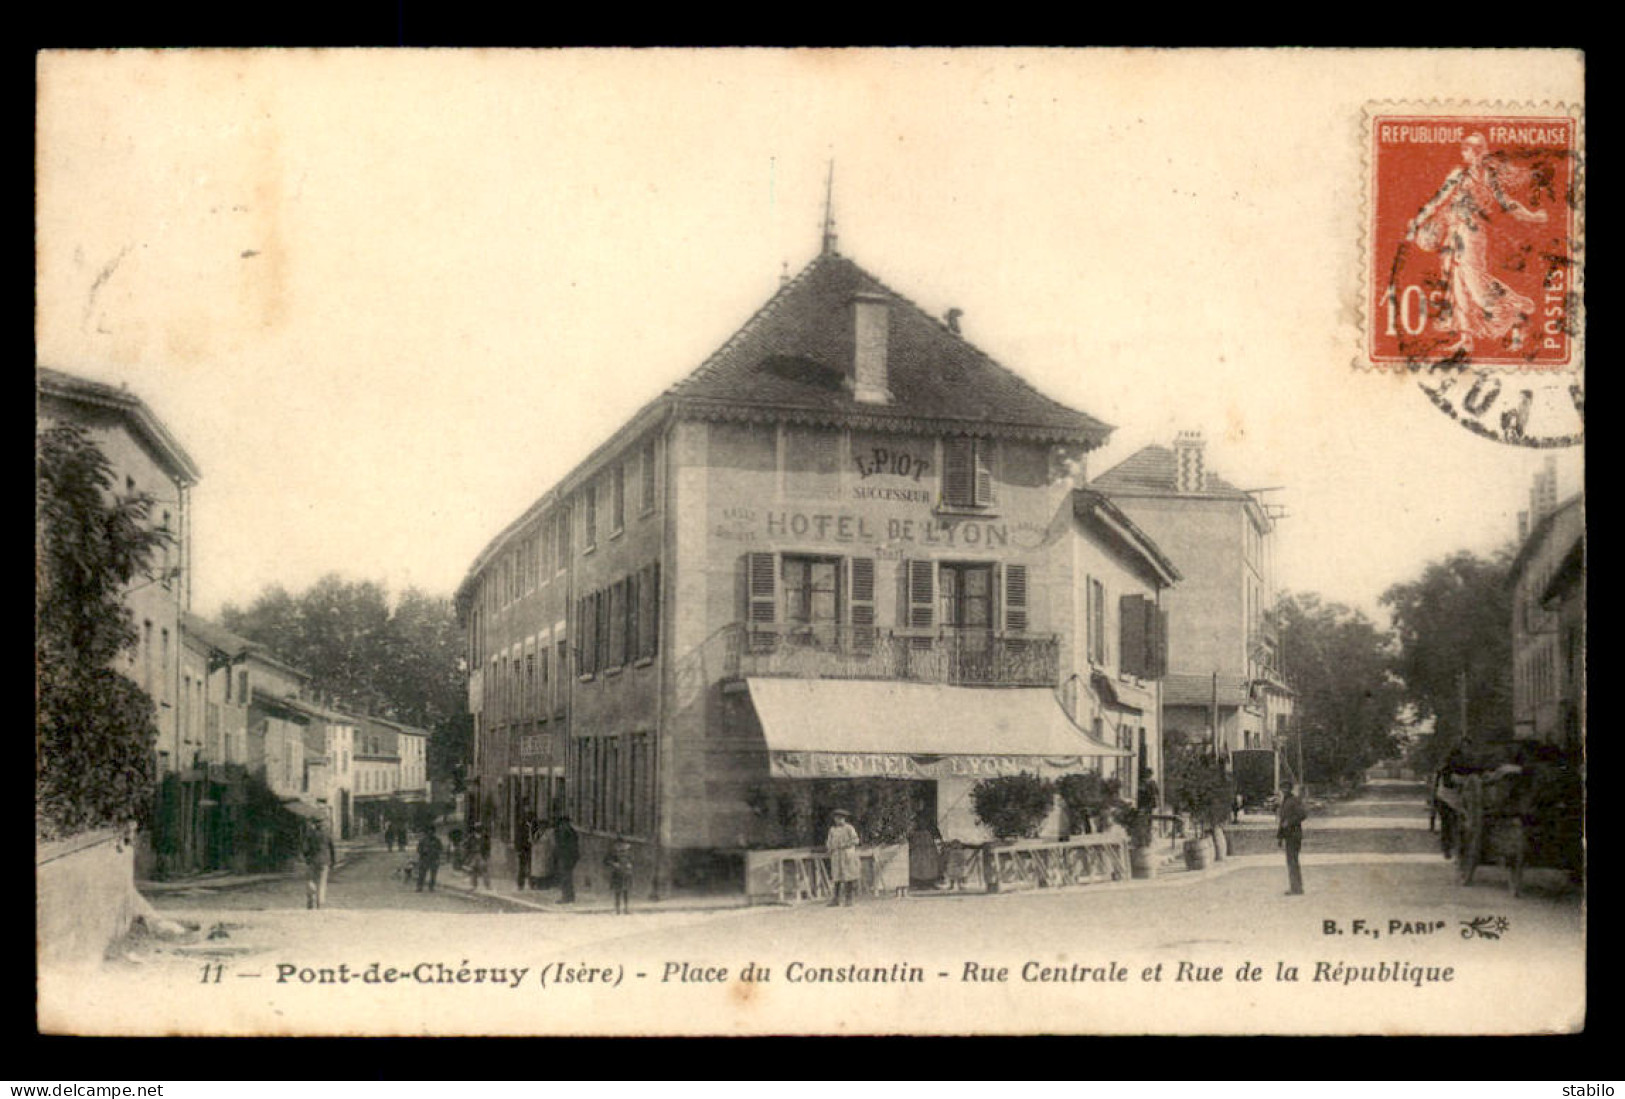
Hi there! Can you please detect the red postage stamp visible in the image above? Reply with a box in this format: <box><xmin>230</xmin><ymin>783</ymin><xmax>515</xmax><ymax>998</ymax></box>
<box><xmin>1367</xmin><ymin>108</ymin><xmax>1580</xmax><ymax>371</ymax></box>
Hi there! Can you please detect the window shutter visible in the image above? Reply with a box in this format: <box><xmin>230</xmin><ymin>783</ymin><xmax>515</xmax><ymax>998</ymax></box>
<box><xmin>648</xmin><ymin>562</ymin><xmax>660</xmax><ymax>657</ymax></box>
<box><xmin>848</xmin><ymin>556</ymin><xmax>877</xmax><ymax>651</ymax></box>
<box><xmin>1003</xmin><ymin>564</ymin><xmax>1029</xmax><ymax>632</ymax></box>
<box><xmin>943</xmin><ymin>438</ymin><xmax>973</xmax><ymax>507</ymax></box>
<box><xmin>1150</xmin><ymin>606</ymin><xmax>1170</xmax><ymax>679</ymax></box>
<box><xmin>904</xmin><ymin>559</ymin><xmax>936</xmax><ymax>630</ymax></box>
<box><xmin>1120</xmin><ymin>594</ymin><xmax>1146</xmax><ymax>677</ymax></box>
<box><xmin>974</xmin><ymin>440</ymin><xmax>996</xmax><ymax>506</ymax></box>
<box><xmin>743</xmin><ymin>552</ymin><xmax>779</xmax><ymax>650</ymax></box>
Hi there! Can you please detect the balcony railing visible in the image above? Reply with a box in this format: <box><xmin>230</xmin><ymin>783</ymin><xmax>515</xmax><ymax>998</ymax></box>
<box><xmin>723</xmin><ymin>623</ymin><xmax>1059</xmax><ymax>688</ymax></box>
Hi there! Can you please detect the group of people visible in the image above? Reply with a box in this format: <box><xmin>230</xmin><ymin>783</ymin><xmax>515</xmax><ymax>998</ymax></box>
<box><xmin>509</xmin><ymin>814</ymin><xmax>580</xmax><ymax>903</ymax></box>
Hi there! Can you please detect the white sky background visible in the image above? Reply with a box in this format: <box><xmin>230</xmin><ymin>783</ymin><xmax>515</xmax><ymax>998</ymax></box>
<box><xmin>36</xmin><ymin>49</ymin><xmax>1583</xmax><ymax>623</ymax></box>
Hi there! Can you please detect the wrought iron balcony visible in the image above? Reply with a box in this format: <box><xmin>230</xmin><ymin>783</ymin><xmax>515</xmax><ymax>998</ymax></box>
<box><xmin>723</xmin><ymin>623</ymin><xmax>1059</xmax><ymax>688</ymax></box>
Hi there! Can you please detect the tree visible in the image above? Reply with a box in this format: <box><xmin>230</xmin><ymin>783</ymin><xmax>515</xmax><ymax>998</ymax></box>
<box><xmin>1279</xmin><ymin>592</ymin><xmax>1408</xmax><ymax>789</ymax></box>
<box><xmin>1381</xmin><ymin>550</ymin><xmax>1514</xmax><ymax>772</ymax></box>
<box><xmin>36</xmin><ymin>424</ymin><xmax>169</xmax><ymax>838</ymax></box>
<box><xmin>223</xmin><ymin>576</ymin><xmax>470</xmax><ymax>781</ymax></box>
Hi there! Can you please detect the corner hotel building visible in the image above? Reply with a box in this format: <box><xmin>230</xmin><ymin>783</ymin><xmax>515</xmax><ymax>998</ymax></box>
<box><xmin>457</xmin><ymin>237</ymin><xmax>1179</xmax><ymax>895</ymax></box>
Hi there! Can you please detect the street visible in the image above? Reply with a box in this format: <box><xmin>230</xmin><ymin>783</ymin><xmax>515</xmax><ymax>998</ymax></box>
<box><xmin>43</xmin><ymin>780</ymin><xmax>1583</xmax><ymax>1036</ymax></box>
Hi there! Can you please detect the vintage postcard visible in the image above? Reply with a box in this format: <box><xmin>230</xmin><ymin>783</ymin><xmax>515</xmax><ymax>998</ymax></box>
<box><xmin>35</xmin><ymin>48</ymin><xmax>1584</xmax><ymax>1036</ymax></box>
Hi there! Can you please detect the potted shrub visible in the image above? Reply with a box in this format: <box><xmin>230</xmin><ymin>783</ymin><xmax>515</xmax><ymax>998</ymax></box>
<box><xmin>970</xmin><ymin>773</ymin><xmax>1055</xmax><ymax>892</ymax></box>
<box><xmin>1057</xmin><ymin>773</ymin><xmax>1121</xmax><ymax>836</ymax></box>
<box><xmin>1114</xmin><ymin>801</ymin><xmax>1158</xmax><ymax>879</ymax></box>
<box><xmin>1168</xmin><ymin>753</ymin><xmax>1234</xmax><ymax>867</ymax></box>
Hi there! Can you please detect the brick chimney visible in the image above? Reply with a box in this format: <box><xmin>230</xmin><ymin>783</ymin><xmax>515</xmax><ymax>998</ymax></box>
<box><xmin>850</xmin><ymin>290</ymin><xmax>892</xmax><ymax>404</ymax></box>
<box><xmin>1517</xmin><ymin>510</ymin><xmax>1530</xmax><ymax>542</ymax></box>
<box><xmin>1173</xmin><ymin>430</ymin><xmax>1206</xmax><ymax>494</ymax></box>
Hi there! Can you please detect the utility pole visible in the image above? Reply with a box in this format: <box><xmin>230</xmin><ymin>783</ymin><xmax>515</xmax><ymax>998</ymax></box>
<box><xmin>1210</xmin><ymin>670</ymin><xmax>1220</xmax><ymax>764</ymax></box>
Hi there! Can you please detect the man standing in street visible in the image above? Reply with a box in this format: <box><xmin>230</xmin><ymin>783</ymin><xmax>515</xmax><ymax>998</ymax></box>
<box><xmin>553</xmin><ymin>813</ymin><xmax>580</xmax><ymax>904</ymax></box>
<box><xmin>1277</xmin><ymin>781</ymin><xmax>1308</xmax><ymax>895</ymax></box>
<box><xmin>514</xmin><ymin>814</ymin><xmax>535</xmax><ymax>891</ymax></box>
<box><xmin>303</xmin><ymin>817</ymin><xmax>336</xmax><ymax>910</ymax></box>
<box><xmin>826</xmin><ymin>808</ymin><xmax>861</xmax><ymax>907</ymax></box>
<box><xmin>416</xmin><ymin>826</ymin><xmax>443</xmax><ymax>893</ymax></box>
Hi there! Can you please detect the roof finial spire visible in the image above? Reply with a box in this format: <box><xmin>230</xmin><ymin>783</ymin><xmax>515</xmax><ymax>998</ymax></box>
<box><xmin>821</xmin><ymin>160</ymin><xmax>838</xmax><ymax>255</ymax></box>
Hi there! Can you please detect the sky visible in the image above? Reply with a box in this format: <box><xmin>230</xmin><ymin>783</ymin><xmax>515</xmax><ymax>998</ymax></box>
<box><xmin>36</xmin><ymin>49</ymin><xmax>1584</xmax><ymax>624</ymax></box>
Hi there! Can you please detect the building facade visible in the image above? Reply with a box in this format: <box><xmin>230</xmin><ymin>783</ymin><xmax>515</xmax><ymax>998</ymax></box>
<box><xmin>38</xmin><ymin>368</ymin><xmax>201</xmax><ymax>779</ymax></box>
<box><xmin>1091</xmin><ymin>432</ymin><xmax>1293</xmax><ymax>784</ymax></box>
<box><xmin>1510</xmin><ymin>477</ymin><xmax>1583</xmax><ymax>751</ymax></box>
<box><xmin>38</xmin><ymin>368</ymin><xmax>201</xmax><ymax>876</ymax></box>
<box><xmin>460</xmin><ymin>243</ymin><xmax>1179</xmax><ymax>893</ymax></box>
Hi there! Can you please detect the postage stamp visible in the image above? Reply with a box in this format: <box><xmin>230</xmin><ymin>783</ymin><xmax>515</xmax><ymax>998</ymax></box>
<box><xmin>1363</xmin><ymin>103</ymin><xmax>1584</xmax><ymax>447</ymax></box>
<box><xmin>1366</xmin><ymin>106</ymin><xmax>1581</xmax><ymax>371</ymax></box>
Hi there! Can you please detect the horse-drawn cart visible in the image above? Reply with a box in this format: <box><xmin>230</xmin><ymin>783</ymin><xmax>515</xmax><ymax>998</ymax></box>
<box><xmin>1433</xmin><ymin>746</ymin><xmax>1582</xmax><ymax>896</ymax></box>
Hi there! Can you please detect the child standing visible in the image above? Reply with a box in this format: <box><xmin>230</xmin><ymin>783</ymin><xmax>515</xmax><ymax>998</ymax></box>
<box><xmin>604</xmin><ymin>836</ymin><xmax>635</xmax><ymax>915</ymax></box>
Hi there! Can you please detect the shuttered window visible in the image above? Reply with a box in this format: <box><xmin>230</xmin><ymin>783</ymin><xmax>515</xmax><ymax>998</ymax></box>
<box><xmin>1120</xmin><ymin>594</ymin><xmax>1147</xmax><ymax>677</ymax></box>
<box><xmin>903</xmin><ymin>559</ymin><xmax>936</xmax><ymax>637</ymax></box>
<box><xmin>641</xmin><ymin>438</ymin><xmax>657</xmax><ymax>514</ymax></box>
<box><xmin>849</xmin><ymin>557</ymin><xmax>876</xmax><ymax>651</ymax></box>
<box><xmin>1003</xmin><ymin>564</ymin><xmax>1029</xmax><ymax>632</ymax></box>
<box><xmin>943</xmin><ymin>437</ymin><xmax>997</xmax><ymax>508</ymax></box>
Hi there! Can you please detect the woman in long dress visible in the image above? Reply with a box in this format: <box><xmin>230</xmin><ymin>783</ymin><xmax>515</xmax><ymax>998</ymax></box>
<box><xmin>1406</xmin><ymin>133</ymin><xmax>1548</xmax><ymax>356</ymax></box>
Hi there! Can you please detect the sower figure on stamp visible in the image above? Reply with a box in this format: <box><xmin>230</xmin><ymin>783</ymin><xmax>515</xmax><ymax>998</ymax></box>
<box><xmin>303</xmin><ymin>817</ymin><xmax>336</xmax><ymax>910</ymax></box>
<box><xmin>1277</xmin><ymin>782</ymin><xmax>1308</xmax><ymax>896</ymax></box>
<box><xmin>1405</xmin><ymin>132</ymin><xmax>1548</xmax><ymax>358</ymax></box>
<box><xmin>826</xmin><ymin>808</ymin><xmax>861</xmax><ymax>907</ymax></box>
<box><xmin>416</xmin><ymin>826</ymin><xmax>443</xmax><ymax>893</ymax></box>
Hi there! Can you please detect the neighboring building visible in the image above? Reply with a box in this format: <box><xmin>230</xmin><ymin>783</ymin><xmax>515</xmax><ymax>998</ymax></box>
<box><xmin>38</xmin><ymin>368</ymin><xmax>201</xmax><ymax>878</ymax></box>
<box><xmin>168</xmin><ymin>613</ymin><xmax>261</xmax><ymax>874</ymax></box>
<box><xmin>37</xmin><ymin>367</ymin><xmax>200</xmax><ymax>782</ymax></box>
<box><xmin>351</xmin><ymin>715</ymin><xmax>431</xmax><ymax>834</ymax></box>
<box><xmin>1510</xmin><ymin>472</ymin><xmax>1583</xmax><ymax>751</ymax></box>
<box><xmin>457</xmin><ymin>237</ymin><xmax>1178</xmax><ymax>894</ymax></box>
<box><xmin>395</xmin><ymin>721</ymin><xmax>429</xmax><ymax>800</ymax></box>
<box><xmin>1091</xmin><ymin>432</ymin><xmax>1293</xmax><ymax>783</ymax></box>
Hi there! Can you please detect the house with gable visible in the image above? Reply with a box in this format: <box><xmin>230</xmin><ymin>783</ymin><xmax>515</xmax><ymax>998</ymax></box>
<box><xmin>457</xmin><ymin>230</ymin><xmax>1179</xmax><ymax>895</ymax></box>
<box><xmin>1091</xmin><ymin>432</ymin><xmax>1293</xmax><ymax>789</ymax></box>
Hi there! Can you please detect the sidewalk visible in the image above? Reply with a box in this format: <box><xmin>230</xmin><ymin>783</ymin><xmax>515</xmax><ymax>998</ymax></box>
<box><xmin>436</xmin><ymin>859</ymin><xmax>751</xmax><ymax>916</ymax></box>
<box><xmin>137</xmin><ymin>838</ymin><xmax>369</xmax><ymax>894</ymax></box>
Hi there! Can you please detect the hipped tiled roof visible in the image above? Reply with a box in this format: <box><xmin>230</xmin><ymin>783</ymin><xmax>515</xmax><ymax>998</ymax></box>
<box><xmin>665</xmin><ymin>252</ymin><xmax>1112</xmax><ymax>443</ymax></box>
<box><xmin>1090</xmin><ymin>444</ymin><xmax>1250</xmax><ymax>499</ymax></box>
<box><xmin>37</xmin><ymin>366</ymin><xmax>201</xmax><ymax>485</ymax></box>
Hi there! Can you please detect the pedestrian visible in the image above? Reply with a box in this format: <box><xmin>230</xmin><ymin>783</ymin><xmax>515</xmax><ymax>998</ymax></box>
<box><xmin>465</xmin><ymin>824</ymin><xmax>492</xmax><ymax>891</ymax></box>
<box><xmin>533</xmin><ymin>817</ymin><xmax>557</xmax><ymax>890</ymax></box>
<box><xmin>1277</xmin><ymin>781</ymin><xmax>1308</xmax><ymax>895</ymax></box>
<box><xmin>604</xmin><ymin>835</ymin><xmax>634</xmax><ymax>914</ymax></box>
<box><xmin>825</xmin><ymin>808</ymin><xmax>861</xmax><ymax>907</ymax></box>
<box><xmin>416</xmin><ymin>826</ymin><xmax>443</xmax><ymax>893</ymax></box>
<box><xmin>908</xmin><ymin>814</ymin><xmax>942</xmax><ymax>890</ymax></box>
<box><xmin>514</xmin><ymin>814</ymin><xmax>535</xmax><ymax>891</ymax></box>
<box><xmin>302</xmin><ymin>817</ymin><xmax>336</xmax><ymax>909</ymax></box>
<box><xmin>552</xmin><ymin>814</ymin><xmax>579</xmax><ymax>904</ymax></box>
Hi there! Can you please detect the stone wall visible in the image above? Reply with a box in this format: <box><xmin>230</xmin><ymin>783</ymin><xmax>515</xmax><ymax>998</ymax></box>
<box><xmin>36</xmin><ymin>829</ymin><xmax>141</xmax><ymax>971</ymax></box>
